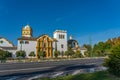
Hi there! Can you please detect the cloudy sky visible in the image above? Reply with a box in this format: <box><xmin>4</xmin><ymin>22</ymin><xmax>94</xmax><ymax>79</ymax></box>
<box><xmin>0</xmin><ymin>0</ymin><xmax>120</xmax><ymax>46</ymax></box>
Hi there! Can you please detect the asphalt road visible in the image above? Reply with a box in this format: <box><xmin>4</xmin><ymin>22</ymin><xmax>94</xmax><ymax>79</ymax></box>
<box><xmin>0</xmin><ymin>58</ymin><xmax>105</xmax><ymax>77</ymax></box>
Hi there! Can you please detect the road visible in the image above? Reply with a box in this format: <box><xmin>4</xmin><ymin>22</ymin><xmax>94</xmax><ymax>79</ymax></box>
<box><xmin>0</xmin><ymin>58</ymin><xmax>105</xmax><ymax>79</ymax></box>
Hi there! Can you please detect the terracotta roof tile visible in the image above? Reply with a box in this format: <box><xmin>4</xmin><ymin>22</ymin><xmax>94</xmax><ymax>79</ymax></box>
<box><xmin>0</xmin><ymin>46</ymin><xmax>17</xmax><ymax>50</ymax></box>
<box><xmin>18</xmin><ymin>37</ymin><xmax>37</xmax><ymax>41</ymax></box>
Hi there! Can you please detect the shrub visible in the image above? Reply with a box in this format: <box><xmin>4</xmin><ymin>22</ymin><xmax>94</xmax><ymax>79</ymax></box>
<box><xmin>29</xmin><ymin>51</ymin><xmax>35</xmax><ymax>57</ymax></box>
<box><xmin>37</xmin><ymin>51</ymin><xmax>46</xmax><ymax>59</ymax></box>
<box><xmin>16</xmin><ymin>50</ymin><xmax>26</xmax><ymax>58</ymax></box>
<box><xmin>54</xmin><ymin>50</ymin><xmax>60</xmax><ymax>58</ymax></box>
<box><xmin>75</xmin><ymin>50</ymin><xmax>83</xmax><ymax>58</ymax></box>
<box><xmin>104</xmin><ymin>44</ymin><xmax>120</xmax><ymax>77</ymax></box>
<box><xmin>3</xmin><ymin>51</ymin><xmax>12</xmax><ymax>58</ymax></box>
<box><xmin>0</xmin><ymin>49</ymin><xmax>5</xmax><ymax>60</ymax></box>
<box><xmin>0</xmin><ymin>50</ymin><xmax>12</xmax><ymax>60</ymax></box>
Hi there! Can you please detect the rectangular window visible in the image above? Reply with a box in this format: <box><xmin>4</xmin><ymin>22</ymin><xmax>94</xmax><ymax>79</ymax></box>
<box><xmin>25</xmin><ymin>41</ymin><xmax>29</xmax><ymax>44</ymax></box>
<box><xmin>63</xmin><ymin>35</ymin><xmax>65</xmax><ymax>39</ymax></box>
<box><xmin>20</xmin><ymin>40</ymin><xmax>24</xmax><ymax>44</ymax></box>
<box><xmin>61</xmin><ymin>44</ymin><xmax>64</xmax><ymax>48</ymax></box>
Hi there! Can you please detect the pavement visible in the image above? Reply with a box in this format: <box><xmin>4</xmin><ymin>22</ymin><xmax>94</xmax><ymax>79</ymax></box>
<box><xmin>0</xmin><ymin>57</ymin><xmax>105</xmax><ymax>80</ymax></box>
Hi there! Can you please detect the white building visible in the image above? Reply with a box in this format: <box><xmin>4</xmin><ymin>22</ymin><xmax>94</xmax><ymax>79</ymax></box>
<box><xmin>17</xmin><ymin>25</ymin><xmax>68</xmax><ymax>58</ymax></box>
<box><xmin>17</xmin><ymin>25</ymin><xmax>37</xmax><ymax>58</ymax></box>
<box><xmin>0</xmin><ymin>37</ymin><xmax>17</xmax><ymax>58</ymax></box>
<box><xmin>53</xmin><ymin>30</ymin><xmax>67</xmax><ymax>56</ymax></box>
<box><xmin>17</xmin><ymin>37</ymin><xmax>37</xmax><ymax>58</ymax></box>
<box><xmin>0</xmin><ymin>25</ymin><xmax>86</xmax><ymax>58</ymax></box>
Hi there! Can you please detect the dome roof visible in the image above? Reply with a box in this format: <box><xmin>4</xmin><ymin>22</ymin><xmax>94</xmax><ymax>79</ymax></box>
<box><xmin>68</xmin><ymin>39</ymin><xmax>78</xmax><ymax>45</ymax></box>
<box><xmin>25</xmin><ymin>25</ymin><xmax>30</xmax><ymax>28</ymax></box>
<box><xmin>23</xmin><ymin>25</ymin><xmax>32</xmax><ymax>30</ymax></box>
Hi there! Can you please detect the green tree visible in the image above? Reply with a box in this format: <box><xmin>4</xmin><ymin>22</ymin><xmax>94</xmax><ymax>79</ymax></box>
<box><xmin>0</xmin><ymin>50</ymin><xmax>12</xmax><ymax>60</ymax></box>
<box><xmin>16</xmin><ymin>50</ymin><xmax>26</xmax><ymax>58</ymax></box>
<box><xmin>3</xmin><ymin>51</ymin><xmax>12</xmax><ymax>58</ymax></box>
<box><xmin>83</xmin><ymin>44</ymin><xmax>92</xmax><ymax>57</ymax></box>
<box><xmin>75</xmin><ymin>50</ymin><xmax>82</xmax><ymax>58</ymax></box>
<box><xmin>92</xmin><ymin>42</ymin><xmax>109</xmax><ymax>57</ymax></box>
<box><xmin>104</xmin><ymin>44</ymin><xmax>120</xmax><ymax>77</ymax></box>
<box><xmin>65</xmin><ymin>47</ymin><xmax>75</xmax><ymax>58</ymax></box>
<box><xmin>0</xmin><ymin>49</ymin><xmax>5</xmax><ymax>60</ymax></box>
<box><xmin>29</xmin><ymin>51</ymin><xmax>35</xmax><ymax>58</ymax></box>
<box><xmin>54</xmin><ymin>50</ymin><xmax>60</xmax><ymax>58</ymax></box>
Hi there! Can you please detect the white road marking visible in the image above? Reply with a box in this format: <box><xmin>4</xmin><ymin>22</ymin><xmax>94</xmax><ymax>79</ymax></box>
<box><xmin>51</xmin><ymin>72</ymin><xmax>64</xmax><ymax>78</ymax></box>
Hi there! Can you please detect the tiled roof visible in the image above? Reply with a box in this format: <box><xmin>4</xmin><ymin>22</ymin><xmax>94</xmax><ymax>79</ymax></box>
<box><xmin>0</xmin><ymin>46</ymin><xmax>17</xmax><ymax>50</ymax></box>
<box><xmin>37</xmin><ymin>34</ymin><xmax>56</xmax><ymax>41</ymax></box>
<box><xmin>18</xmin><ymin>37</ymin><xmax>37</xmax><ymax>41</ymax></box>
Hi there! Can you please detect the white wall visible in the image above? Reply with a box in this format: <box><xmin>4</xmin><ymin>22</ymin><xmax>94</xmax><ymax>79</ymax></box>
<box><xmin>81</xmin><ymin>49</ymin><xmax>87</xmax><ymax>57</ymax></box>
<box><xmin>8</xmin><ymin>50</ymin><xmax>17</xmax><ymax>58</ymax></box>
<box><xmin>53</xmin><ymin>30</ymin><xmax>67</xmax><ymax>55</ymax></box>
<box><xmin>17</xmin><ymin>40</ymin><xmax>37</xmax><ymax>58</ymax></box>
<box><xmin>0</xmin><ymin>38</ymin><xmax>13</xmax><ymax>47</ymax></box>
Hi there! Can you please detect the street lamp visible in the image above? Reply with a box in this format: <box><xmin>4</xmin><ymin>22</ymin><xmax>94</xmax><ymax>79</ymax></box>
<box><xmin>20</xmin><ymin>40</ymin><xmax>24</xmax><ymax>51</ymax></box>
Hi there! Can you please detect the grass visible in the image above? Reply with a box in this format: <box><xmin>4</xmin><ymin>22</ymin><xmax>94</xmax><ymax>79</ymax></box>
<box><xmin>36</xmin><ymin>71</ymin><xmax>120</xmax><ymax>80</ymax></box>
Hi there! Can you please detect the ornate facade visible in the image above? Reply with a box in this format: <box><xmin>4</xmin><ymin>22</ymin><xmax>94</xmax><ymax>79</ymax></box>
<box><xmin>36</xmin><ymin>35</ymin><xmax>57</xmax><ymax>58</ymax></box>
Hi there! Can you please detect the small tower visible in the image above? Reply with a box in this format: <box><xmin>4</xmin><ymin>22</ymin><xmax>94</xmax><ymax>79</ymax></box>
<box><xmin>22</xmin><ymin>25</ymin><xmax>33</xmax><ymax>37</ymax></box>
<box><xmin>53</xmin><ymin>30</ymin><xmax>67</xmax><ymax>55</ymax></box>
<box><xmin>70</xmin><ymin>35</ymin><xmax>73</xmax><ymax>40</ymax></box>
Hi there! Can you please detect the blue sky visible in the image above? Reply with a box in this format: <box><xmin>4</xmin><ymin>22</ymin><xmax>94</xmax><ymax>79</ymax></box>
<box><xmin>0</xmin><ymin>0</ymin><xmax>120</xmax><ymax>46</ymax></box>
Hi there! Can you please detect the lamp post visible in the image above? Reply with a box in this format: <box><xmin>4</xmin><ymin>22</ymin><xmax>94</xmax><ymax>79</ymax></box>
<box><xmin>20</xmin><ymin>40</ymin><xmax>24</xmax><ymax>51</ymax></box>
<box><xmin>61</xmin><ymin>44</ymin><xmax>64</xmax><ymax>57</ymax></box>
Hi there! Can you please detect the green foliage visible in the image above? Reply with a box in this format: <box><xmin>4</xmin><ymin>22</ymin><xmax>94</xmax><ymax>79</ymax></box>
<box><xmin>54</xmin><ymin>50</ymin><xmax>60</xmax><ymax>58</ymax></box>
<box><xmin>92</xmin><ymin>37</ymin><xmax>120</xmax><ymax>57</ymax></box>
<box><xmin>29</xmin><ymin>51</ymin><xmax>35</xmax><ymax>57</ymax></box>
<box><xmin>16</xmin><ymin>50</ymin><xmax>26</xmax><ymax>58</ymax></box>
<box><xmin>0</xmin><ymin>49</ymin><xmax>12</xmax><ymax>60</ymax></box>
<box><xmin>83</xmin><ymin>44</ymin><xmax>92</xmax><ymax>57</ymax></box>
<box><xmin>0</xmin><ymin>49</ymin><xmax>5</xmax><ymax>60</ymax></box>
<box><xmin>104</xmin><ymin>44</ymin><xmax>120</xmax><ymax>77</ymax></box>
<box><xmin>73</xmin><ymin>50</ymin><xmax>82</xmax><ymax>58</ymax></box>
<box><xmin>37</xmin><ymin>71</ymin><xmax>120</xmax><ymax>80</ymax></box>
<box><xmin>65</xmin><ymin>47</ymin><xmax>75</xmax><ymax>58</ymax></box>
<box><xmin>37</xmin><ymin>51</ymin><xmax>45</xmax><ymax>59</ymax></box>
<box><xmin>3</xmin><ymin>51</ymin><xmax>12</xmax><ymax>58</ymax></box>
<box><xmin>92</xmin><ymin>42</ymin><xmax>107</xmax><ymax>57</ymax></box>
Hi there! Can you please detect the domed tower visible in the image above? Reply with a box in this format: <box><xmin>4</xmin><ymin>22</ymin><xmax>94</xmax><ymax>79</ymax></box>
<box><xmin>68</xmin><ymin>35</ymin><xmax>80</xmax><ymax>52</ymax></box>
<box><xmin>22</xmin><ymin>25</ymin><xmax>33</xmax><ymax>37</ymax></box>
<box><xmin>70</xmin><ymin>35</ymin><xmax>73</xmax><ymax>40</ymax></box>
